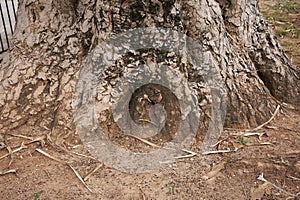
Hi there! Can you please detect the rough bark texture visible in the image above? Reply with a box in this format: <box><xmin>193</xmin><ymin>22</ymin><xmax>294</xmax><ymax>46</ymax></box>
<box><xmin>0</xmin><ymin>0</ymin><xmax>299</xmax><ymax>141</ymax></box>
<box><xmin>226</xmin><ymin>0</ymin><xmax>300</xmax><ymax>105</ymax></box>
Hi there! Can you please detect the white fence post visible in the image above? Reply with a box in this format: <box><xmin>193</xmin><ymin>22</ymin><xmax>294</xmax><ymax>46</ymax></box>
<box><xmin>0</xmin><ymin>0</ymin><xmax>18</xmax><ymax>53</ymax></box>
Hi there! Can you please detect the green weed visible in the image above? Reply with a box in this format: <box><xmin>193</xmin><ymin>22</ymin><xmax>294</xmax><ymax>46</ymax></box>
<box><xmin>236</xmin><ymin>137</ymin><xmax>250</xmax><ymax>145</ymax></box>
<box><xmin>33</xmin><ymin>190</ymin><xmax>44</xmax><ymax>200</ymax></box>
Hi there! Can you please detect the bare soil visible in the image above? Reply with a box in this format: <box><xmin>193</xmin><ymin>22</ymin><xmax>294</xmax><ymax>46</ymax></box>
<box><xmin>0</xmin><ymin>106</ymin><xmax>299</xmax><ymax>200</ymax></box>
<box><xmin>0</xmin><ymin>1</ymin><xmax>299</xmax><ymax>199</ymax></box>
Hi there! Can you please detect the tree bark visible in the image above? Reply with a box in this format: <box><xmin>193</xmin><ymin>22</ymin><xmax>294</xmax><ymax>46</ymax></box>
<box><xmin>0</xmin><ymin>0</ymin><xmax>299</xmax><ymax>142</ymax></box>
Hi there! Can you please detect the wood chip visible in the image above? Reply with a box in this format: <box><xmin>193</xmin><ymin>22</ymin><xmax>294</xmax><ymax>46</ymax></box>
<box><xmin>202</xmin><ymin>162</ymin><xmax>225</xmax><ymax>180</ymax></box>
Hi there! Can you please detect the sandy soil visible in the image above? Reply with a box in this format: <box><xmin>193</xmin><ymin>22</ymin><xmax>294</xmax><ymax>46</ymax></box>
<box><xmin>0</xmin><ymin>106</ymin><xmax>299</xmax><ymax>200</ymax></box>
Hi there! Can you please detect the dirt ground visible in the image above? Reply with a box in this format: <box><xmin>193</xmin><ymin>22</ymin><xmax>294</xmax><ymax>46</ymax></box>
<box><xmin>0</xmin><ymin>0</ymin><xmax>299</xmax><ymax>199</ymax></box>
<box><xmin>260</xmin><ymin>0</ymin><xmax>300</xmax><ymax>68</ymax></box>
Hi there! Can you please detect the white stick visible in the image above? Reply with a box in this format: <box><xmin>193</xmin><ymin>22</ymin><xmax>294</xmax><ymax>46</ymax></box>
<box><xmin>201</xmin><ymin>149</ymin><xmax>231</xmax><ymax>155</ymax></box>
<box><xmin>0</xmin><ymin>169</ymin><xmax>18</xmax><ymax>176</ymax></box>
<box><xmin>68</xmin><ymin>163</ymin><xmax>93</xmax><ymax>193</ymax></box>
<box><xmin>0</xmin><ymin>142</ymin><xmax>27</xmax><ymax>160</ymax></box>
<box><xmin>287</xmin><ymin>175</ymin><xmax>300</xmax><ymax>181</ymax></box>
<box><xmin>35</xmin><ymin>148</ymin><xmax>65</xmax><ymax>164</ymax></box>
<box><xmin>250</xmin><ymin>105</ymin><xmax>280</xmax><ymax>132</ymax></box>
<box><xmin>174</xmin><ymin>149</ymin><xmax>197</xmax><ymax>159</ymax></box>
<box><xmin>257</xmin><ymin>173</ymin><xmax>298</xmax><ymax>197</ymax></box>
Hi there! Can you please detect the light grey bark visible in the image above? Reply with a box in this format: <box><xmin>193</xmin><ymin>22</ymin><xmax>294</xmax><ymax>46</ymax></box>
<box><xmin>227</xmin><ymin>0</ymin><xmax>300</xmax><ymax>105</ymax></box>
<box><xmin>0</xmin><ymin>0</ymin><xmax>299</xmax><ymax>140</ymax></box>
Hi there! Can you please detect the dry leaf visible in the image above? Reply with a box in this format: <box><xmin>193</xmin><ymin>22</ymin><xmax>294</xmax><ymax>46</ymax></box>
<box><xmin>202</xmin><ymin>162</ymin><xmax>225</xmax><ymax>180</ymax></box>
<box><xmin>231</xmin><ymin>141</ymin><xmax>245</xmax><ymax>150</ymax></box>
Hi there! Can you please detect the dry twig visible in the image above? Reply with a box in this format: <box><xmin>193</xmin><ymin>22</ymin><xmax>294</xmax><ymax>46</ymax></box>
<box><xmin>202</xmin><ymin>149</ymin><xmax>231</xmax><ymax>155</ymax></box>
<box><xmin>0</xmin><ymin>142</ymin><xmax>27</xmax><ymax>160</ymax></box>
<box><xmin>26</xmin><ymin>136</ymin><xmax>45</xmax><ymax>145</ymax></box>
<box><xmin>128</xmin><ymin>134</ymin><xmax>160</xmax><ymax>148</ymax></box>
<box><xmin>8</xmin><ymin>134</ymin><xmax>34</xmax><ymax>140</ymax></box>
<box><xmin>69</xmin><ymin>151</ymin><xmax>98</xmax><ymax>160</ymax></box>
<box><xmin>287</xmin><ymin>175</ymin><xmax>300</xmax><ymax>181</ymax></box>
<box><xmin>250</xmin><ymin>105</ymin><xmax>280</xmax><ymax>132</ymax></box>
<box><xmin>35</xmin><ymin>148</ymin><xmax>65</xmax><ymax>164</ymax></box>
<box><xmin>67</xmin><ymin>164</ymin><xmax>93</xmax><ymax>193</ymax></box>
<box><xmin>84</xmin><ymin>164</ymin><xmax>103</xmax><ymax>181</ymax></box>
<box><xmin>6</xmin><ymin>144</ymin><xmax>13</xmax><ymax>167</ymax></box>
<box><xmin>257</xmin><ymin>173</ymin><xmax>299</xmax><ymax>197</ymax></box>
<box><xmin>36</xmin><ymin>148</ymin><xmax>93</xmax><ymax>193</ymax></box>
<box><xmin>174</xmin><ymin>149</ymin><xmax>197</xmax><ymax>159</ymax></box>
<box><xmin>210</xmin><ymin>138</ymin><xmax>228</xmax><ymax>148</ymax></box>
<box><xmin>0</xmin><ymin>169</ymin><xmax>18</xmax><ymax>176</ymax></box>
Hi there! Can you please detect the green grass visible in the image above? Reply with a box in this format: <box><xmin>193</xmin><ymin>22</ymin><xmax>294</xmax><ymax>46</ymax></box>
<box><xmin>273</xmin><ymin>0</ymin><xmax>299</xmax><ymax>11</ymax></box>
<box><xmin>236</xmin><ymin>137</ymin><xmax>250</xmax><ymax>145</ymax></box>
<box><xmin>33</xmin><ymin>190</ymin><xmax>44</xmax><ymax>200</ymax></box>
<box><xmin>261</xmin><ymin>0</ymin><xmax>300</xmax><ymax>39</ymax></box>
<box><xmin>276</xmin><ymin>24</ymin><xmax>300</xmax><ymax>38</ymax></box>
<box><xmin>167</xmin><ymin>184</ymin><xmax>173</xmax><ymax>195</ymax></box>
<box><xmin>296</xmin><ymin>28</ymin><xmax>300</xmax><ymax>38</ymax></box>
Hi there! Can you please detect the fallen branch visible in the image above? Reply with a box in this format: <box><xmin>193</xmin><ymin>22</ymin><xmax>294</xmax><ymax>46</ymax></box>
<box><xmin>243</xmin><ymin>132</ymin><xmax>264</xmax><ymax>137</ymax></box>
<box><xmin>287</xmin><ymin>175</ymin><xmax>300</xmax><ymax>181</ymax></box>
<box><xmin>244</xmin><ymin>132</ymin><xmax>268</xmax><ymax>141</ymax></box>
<box><xmin>250</xmin><ymin>105</ymin><xmax>280</xmax><ymax>132</ymax></box>
<box><xmin>68</xmin><ymin>163</ymin><xmax>93</xmax><ymax>193</ymax></box>
<box><xmin>248</xmin><ymin>142</ymin><xmax>273</xmax><ymax>146</ymax></box>
<box><xmin>0</xmin><ymin>142</ymin><xmax>27</xmax><ymax>160</ymax></box>
<box><xmin>26</xmin><ymin>136</ymin><xmax>45</xmax><ymax>145</ymax></box>
<box><xmin>8</xmin><ymin>134</ymin><xmax>45</xmax><ymax>146</ymax></box>
<box><xmin>84</xmin><ymin>164</ymin><xmax>103</xmax><ymax>181</ymax></box>
<box><xmin>127</xmin><ymin>134</ymin><xmax>160</xmax><ymax>148</ymax></box>
<box><xmin>174</xmin><ymin>149</ymin><xmax>197</xmax><ymax>159</ymax></box>
<box><xmin>210</xmin><ymin>138</ymin><xmax>228</xmax><ymax>148</ymax></box>
<box><xmin>36</xmin><ymin>148</ymin><xmax>93</xmax><ymax>193</ymax></box>
<box><xmin>35</xmin><ymin>148</ymin><xmax>65</xmax><ymax>164</ymax></box>
<box><xmin>201</xmin><ymin>149</ymin><xmax>231</xmax><ymax>155</ymax></box>
<box><xmin>257</xmin><ymin>173</ymin><xmax>299</xmax><ymax>197</ymax></box>
<box><xmin>0</xmin><ymin>168</ymin><xmax>18</xmax><ymax>176</ymax></box>
<box><xmin>6</xmin><ymin>144</ymin><xmax>13</xmax><ymax>167</ymax></box>
<box><xmin>8</xmin><ymin>134</ymin><xmax>34</xmax><ymax>140</ymax></box>
<box><xmin>69</xmin><ymin>151</ymin><xmax>98</xmax><ymax>160</ymax></box>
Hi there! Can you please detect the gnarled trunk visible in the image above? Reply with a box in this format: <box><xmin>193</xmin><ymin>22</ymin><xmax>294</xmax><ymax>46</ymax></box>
<box><xmin>0</xmin><ymin>0</ymin><xmax>299</xmax><ymax>144</ymax></box>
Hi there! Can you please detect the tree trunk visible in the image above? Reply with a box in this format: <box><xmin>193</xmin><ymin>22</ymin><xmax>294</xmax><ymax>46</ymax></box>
<box><xmin>0</xmin><ymin>0</ymin><xmax>299</xmax><ymax>144</ymax></box>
